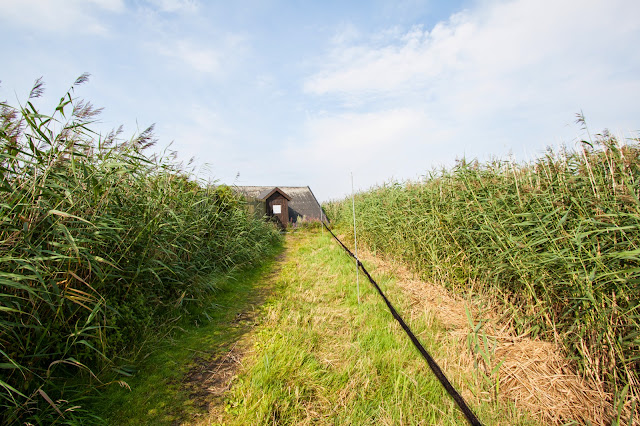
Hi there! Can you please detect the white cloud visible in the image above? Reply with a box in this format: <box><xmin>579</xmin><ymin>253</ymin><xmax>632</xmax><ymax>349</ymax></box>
<box><xmin>299</xmin><ymin>0</ymin><xmax>640</xmax><ymax>200</ymax></box>
<box><xmin>157</xmin><ymin>40</ymin><xmax>222</xmax><ymax>74</ymax></box>
<box><xmin>330</xmin><ymin>22</ymin><xmax>362</xmax><ymax>46</ymax></box>
<box><xmin>297</xmin><ymin>109</ymin><xmax>428</xmax><ymax>159</ymax></box>
<box><xmin>152</xmin><ymin>102</ymin><xmax>237</xmax><ymax>179</ymax></box>
<box><xmin>305</xmin><ymin>0</ymin><xmax>640</xmax><ymax>116</ymax></box>
<box><xmin>152</xmin><ymin>32</ymin><xmax>246</xmax><ymax>75</ymax></box>
<box><xmin>283</xmin><ymin>108</ymin><xmax>451</xmax><ymax>200</ymax></box>
<box><xmin>0</xmin><ymin>0</ymin><xmax>124</xmax><ymax>34</ymax></box>
<box><xmin>170</xmin><ymin>104</ymin><xmax>232</xmax><ymax>147</ymax></box>
<box><xmin>144</xmin><ymin>0</ymin><xmax>199</xmax><ymax>13</ymax></box>
<box><xmin>87</xmin><ymin>0</ymin><xmax>125</xmax><ymax>12</ymax></box>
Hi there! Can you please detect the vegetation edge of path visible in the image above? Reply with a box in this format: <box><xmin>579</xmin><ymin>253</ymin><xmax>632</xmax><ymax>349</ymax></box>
<box><xmin>91</xmin><ymin>242</ymin><xmax>285</xmax><ymax>425</ymax></box>
<box><xmin>209</xmin><ymin>227</ymin><xmax>534</xmax><ymax>425</ymax></box>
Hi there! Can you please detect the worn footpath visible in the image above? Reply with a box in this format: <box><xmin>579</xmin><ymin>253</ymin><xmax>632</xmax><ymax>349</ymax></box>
<box><xmin>194</xmin><ymin>229</ymin><xmax>533</xmax><ymax>425</ymax></box>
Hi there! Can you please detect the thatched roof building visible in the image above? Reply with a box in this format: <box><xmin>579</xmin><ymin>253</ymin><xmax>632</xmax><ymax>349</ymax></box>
<box><xmin>234</xmin><ymin>186</ymin><xmax>325</xmax><ymax>227</ymax></box>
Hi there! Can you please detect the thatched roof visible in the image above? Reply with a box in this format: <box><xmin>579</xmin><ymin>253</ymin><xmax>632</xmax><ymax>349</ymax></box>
<box><xmin>234</xmin><ymin>186</ymin><xmax>325</xmax><ymax>222</ymax></box>
<box><xmin>256</xmin><ymin>187</ymin><xmax>291</xmax><ymax>201</ymax></box>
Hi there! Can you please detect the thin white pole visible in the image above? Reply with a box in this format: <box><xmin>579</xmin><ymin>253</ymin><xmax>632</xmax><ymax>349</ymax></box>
<box><xmin>351</xmin><ymin>172</ymin><xmax>360</xmax><ymax>304</ymax></box>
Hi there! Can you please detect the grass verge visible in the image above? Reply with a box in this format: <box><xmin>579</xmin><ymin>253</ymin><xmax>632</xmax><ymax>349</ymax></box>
<box><xmin>323</xmin><ymin>129</ymin><xmax>640</xmax><ymax>420</ymax></box>
<box><xmin>90</xmin><ymin>243</ymin><xmax>283</xmax><ymax>424</ymax></box>
<box><xmin>217</xmin><ymin>228</ymin><xmax>534</xmax><ymax>425</ymax></box>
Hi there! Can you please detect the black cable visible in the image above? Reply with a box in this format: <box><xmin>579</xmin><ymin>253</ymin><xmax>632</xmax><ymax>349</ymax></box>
<box><xmin>322</xmin><ymin>222</ymin><xmax>483</xmax><ymax>426</ymax></box>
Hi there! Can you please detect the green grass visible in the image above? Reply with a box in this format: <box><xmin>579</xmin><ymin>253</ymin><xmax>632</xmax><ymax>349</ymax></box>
<box><xmin>222</xmin><ymin>228</ymin><xmax>534</xmax><ymax>425</ymax></box>
<box><xmin>90</xmin><ymin>249</ymin><xmax>282</xmax><ymax>424</ymax></box>
<box><xmin>323</xmin><ymin>126</ymin><xmax>640</xmax><ymax>421</ymax></box>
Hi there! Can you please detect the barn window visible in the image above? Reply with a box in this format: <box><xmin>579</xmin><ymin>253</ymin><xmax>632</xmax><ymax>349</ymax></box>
<box><xmin>272</xmin><ymin>204</ymin><xmax>281</xmax><ymax>214</ymax></box>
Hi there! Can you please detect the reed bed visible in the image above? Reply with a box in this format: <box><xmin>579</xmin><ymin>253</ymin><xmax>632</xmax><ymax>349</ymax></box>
<box><xmin>325</xmin><ymin>128</ymin><xmax>640</xmax><ymax>422</ymax></box>
<box><xmin>0</xmin><ymin>76</ymin><xmax>281</xmax><ymax>423</ymax></box>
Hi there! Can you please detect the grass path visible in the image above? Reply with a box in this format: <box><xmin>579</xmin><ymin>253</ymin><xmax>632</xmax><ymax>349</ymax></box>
<box><xmin>91</xmin><ymin>248</ymin><xmax>284</xmax><ymax>424</ymax></box>
<box><xmin>201</xmin><ymin>228</ymin><xmax>534</xmax><ymax>425</ymax></box>
<box><xmin>95</xmin><ymin>227</ymin><xmax>535</xmax><ymax>424</ymax></box>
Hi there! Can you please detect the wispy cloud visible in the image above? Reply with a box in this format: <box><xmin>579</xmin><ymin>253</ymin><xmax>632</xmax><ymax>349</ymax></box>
<box><xmin>304</xmin><ymin>22</ymin><xmax>459</xmax><ymax>98</ymax></box>
<box><xmin>299</xmin><ymin>0</ymin><xmax>640</xmax><ymax>199</ymax></box>
<box><xmin>283</xmin><ymin>108</ymin><xmax>447</xmax><ymax>200</ymax></box>
<box><xmin>144</xmin><ymin>0</ymin><xmax>199</xmax><ymax>13</ymax></box>
<box><xmin>156</xmin><ymin>40</ymin><xmax>222</xmax><ymax>74</ymax></box>
<box><xmin>153</xmin><ymin>35</ymin><xmax>245</xmax><ymax>75</ymax></box>
<box><xmin>0</xmin><ymin>0</ymin><xmax>125</xmax><ymax>35</ymax></box>
<box><xmin>160</xmin><ymin>102</ymin><xmax>234</xmax><ymax>163</ymax></box>
<box><xmin>305</xmin><ymin>0</ymin><xmax>640</xmax><ymax>115</ymax></box>
<box><xmin>2</xmin><ymin>0</ymin><xmax>636</xmax><ymax>202</ymax></box>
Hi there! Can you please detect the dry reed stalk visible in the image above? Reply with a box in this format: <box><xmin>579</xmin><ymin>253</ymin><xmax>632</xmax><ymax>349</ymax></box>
<box><xmin>494</xmin><ymin>338</ymin><xmax>610</xmax><ymax>424</ymax></box>
<box><xmin>356</xmin><ymin>246</ymin><xmax>618</xmax><ymax>425</ymax></box>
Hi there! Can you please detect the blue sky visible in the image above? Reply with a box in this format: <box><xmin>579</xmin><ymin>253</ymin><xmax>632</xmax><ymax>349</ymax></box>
<box><xmin>1</xmin><ymin>0</ymin><xmax>639</xmax><ymax>201</ymax></box>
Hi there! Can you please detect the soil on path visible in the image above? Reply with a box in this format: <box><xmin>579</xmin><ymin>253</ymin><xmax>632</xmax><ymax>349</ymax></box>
<box><xmin>181</xmin><ymin>251</ymin><xmax>287</xmax><ymax>425</ymax></box>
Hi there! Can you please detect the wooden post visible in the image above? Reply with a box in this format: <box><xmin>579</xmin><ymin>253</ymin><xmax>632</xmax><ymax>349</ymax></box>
<box><xmin>351</xmin><ymin>172</ymin><xmax>359</xmax><ymax>304</ymax></box>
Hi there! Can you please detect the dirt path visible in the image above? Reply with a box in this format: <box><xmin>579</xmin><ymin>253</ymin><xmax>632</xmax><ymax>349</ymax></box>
<box><xmin>187</xmin><ymin>229</ymin><xmax>514</xmax><ymax>424</ymax></box>
<box><xmin>184</xmin><ymin>252</ymin><xmax>287</xmax><ymax>424</ymax></box>
<box><xmin>183</xmin><ymin>228</ymin><xmax>608</xmax><ymax>425</ymax></box>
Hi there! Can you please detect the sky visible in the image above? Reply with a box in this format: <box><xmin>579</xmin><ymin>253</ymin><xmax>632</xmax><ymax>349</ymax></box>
<box><xmin>1</xmin><ymin>0</ymin><xmax>639</xmax><ymax>202</ymax></box>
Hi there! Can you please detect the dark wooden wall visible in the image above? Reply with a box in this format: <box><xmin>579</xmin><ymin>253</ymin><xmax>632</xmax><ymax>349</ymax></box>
<box><xmin>266</xmin><ymin>193</ymin><xmax>289</xmax><ymax>228</ymax></box>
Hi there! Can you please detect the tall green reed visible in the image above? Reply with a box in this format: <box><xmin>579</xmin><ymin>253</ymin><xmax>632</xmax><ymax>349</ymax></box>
<box><xmin>325</xmin><ymin>128</ymin><xmax>640</xmax><ymax>419</ymax></box>
<box><xmin>0</xmin><ymin>76</ymin><xmax>281</xmax><ymax>423</ymax></box>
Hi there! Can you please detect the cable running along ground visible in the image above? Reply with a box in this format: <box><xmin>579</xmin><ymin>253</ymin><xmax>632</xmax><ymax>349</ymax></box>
<box><xmin>322</xmin><ymin>222</ymin><xmax>483</xmax><ymax>426</ymax></box>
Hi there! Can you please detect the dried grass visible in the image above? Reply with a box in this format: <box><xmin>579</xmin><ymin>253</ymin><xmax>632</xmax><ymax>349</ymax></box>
<box><xmin>357</xmin><ymin>246</ymin><xmax>614</xmax><ymax>425</ymax></box>
<box><xmin>495</xmin><ymin>338</ymin><xmax>610</xmax><ymax>424</ymax></box>
<box><xmin>324</xmin><ymin>134</ymin><xmax>640</xmax><ymax>420</ymax></box>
